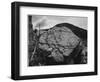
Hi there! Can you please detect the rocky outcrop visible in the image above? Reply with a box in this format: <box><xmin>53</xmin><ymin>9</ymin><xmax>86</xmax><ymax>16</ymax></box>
<box><xmin>29</xmin><ymin>23</ymin><xmax>87</xmax><ymax>66</ymax></box>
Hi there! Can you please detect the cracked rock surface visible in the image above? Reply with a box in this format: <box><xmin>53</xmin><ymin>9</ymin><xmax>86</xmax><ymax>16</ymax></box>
<box><xmin>29</xmin><ymin>23</ymin><xmax>87</xmax><ymax>66</ymax></box>
<box><xmin>39</xmin><ymin>26</ymin><xmax>80</xmax><ymax>62</ymax></box>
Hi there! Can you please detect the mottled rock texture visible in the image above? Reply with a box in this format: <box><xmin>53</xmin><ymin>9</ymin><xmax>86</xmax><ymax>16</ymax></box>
<box><xmin>29</xmin><ymin>23</ymin><xmax>87</xmax><ymax>66</ymax></box>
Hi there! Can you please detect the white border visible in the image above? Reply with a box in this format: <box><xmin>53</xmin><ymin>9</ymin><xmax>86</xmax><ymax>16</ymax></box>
<box><xmin>20</xmin><ymin>6</ymin><xmax>95</xmax><ymax>76</ymax></box>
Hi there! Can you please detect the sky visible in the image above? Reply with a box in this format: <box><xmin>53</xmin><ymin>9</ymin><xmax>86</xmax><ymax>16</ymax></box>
<box><xmin>31</xmin><ymin>15</ymin><xmax>87</xmax><ymax>30</ymax></box>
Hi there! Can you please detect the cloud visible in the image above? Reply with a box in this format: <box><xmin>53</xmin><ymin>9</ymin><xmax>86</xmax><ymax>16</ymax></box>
<box><xmin>31</xmin><ymin>15</ymin><xmax>87</xmax><ymax>30</ymax></box>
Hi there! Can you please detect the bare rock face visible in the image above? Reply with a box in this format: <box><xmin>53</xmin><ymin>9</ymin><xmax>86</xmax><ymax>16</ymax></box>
<box><xmin>39</xmin><ymin>26</ymin><xmax>80</xmax><ymax>62</ymax></box>
<box><xmin>29</xmin><ymin>23</ymin><xmax>87</xmax><ymax>66</ymax></box>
